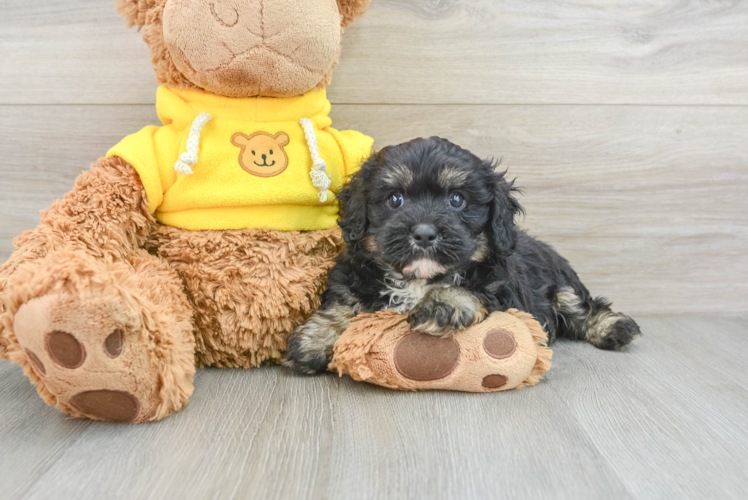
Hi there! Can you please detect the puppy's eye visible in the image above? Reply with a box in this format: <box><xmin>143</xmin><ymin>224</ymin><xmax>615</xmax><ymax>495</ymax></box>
<box><xmin>269</xmin><ymin>150</ymin><xmax>273</xmax><ymax>154</ymax></box>
<box><xmin>252</xmin><ymin>150</ymin><xmax>255</xmax><ymax>155</ymax></box>
<box><xmin>448</xmin><ymin>193</ymin><xmax>466</xmax><ymax>210</ymax></box>
<box><xmin>388</xmin><ymin>193</ymin><xmax>404</xmax><ymax>209</ymax></box>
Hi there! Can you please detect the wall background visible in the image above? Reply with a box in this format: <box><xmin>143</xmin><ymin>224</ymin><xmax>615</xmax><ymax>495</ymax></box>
<box><xmin>1</xmin><ymin>0</ymin><xmax>746</xmax><ymax>314</ymax></box>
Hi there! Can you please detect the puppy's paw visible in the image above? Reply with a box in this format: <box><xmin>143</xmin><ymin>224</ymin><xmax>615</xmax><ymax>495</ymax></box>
<box><xmin>284</xmin><ymin>331</ymin><xmax>330</xmax><ymax>375</ymax></box>
<box><xmin>595</xmin><ymin>316</ymin><xmax>642</xmax><ymax>351</ymax></box>
<box><xmin>283</xmin><ymin>305</ymin><xmax>353</xmax><ymax>375</ymax></box>
<box><xmin>408</xmin><ymin>288</ymin><xmax>486</xmax><ymax>337</ymax></box>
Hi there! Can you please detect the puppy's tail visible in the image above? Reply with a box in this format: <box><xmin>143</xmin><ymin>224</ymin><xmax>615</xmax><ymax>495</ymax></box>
<box><xmin>552</xmin><ymin>287</ymin><xmax>641</xmax><ymax>350</ymax></box>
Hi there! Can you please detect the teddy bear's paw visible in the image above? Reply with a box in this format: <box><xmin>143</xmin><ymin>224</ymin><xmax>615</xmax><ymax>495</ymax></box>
<box><xmin>478</xmin><ymin>327</ymin><xmax>522</xmax><ymax>389</ymax></box>
<box><xmin>389</xmin><ymin>312</ymin><xmax>548</xmax><ymax>392</ymax></box>
<box><xmin>13</xmin><ymin>292</ymin><xmax>163</xmax><ymax>423</ymax></box>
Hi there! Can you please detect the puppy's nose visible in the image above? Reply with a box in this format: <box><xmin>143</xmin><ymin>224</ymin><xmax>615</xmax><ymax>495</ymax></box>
<box><xmin>262</xmin><ymin>154</ymin><xmax>267</xmax><ymax>161</ymax></box>
<box><xmin>411</xmin><ymin>224</ymin><xmax>438</xmax><ymax>248</ymax></box>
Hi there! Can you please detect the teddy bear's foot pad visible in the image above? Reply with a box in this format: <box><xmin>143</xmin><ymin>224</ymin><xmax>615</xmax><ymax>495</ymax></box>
<box><xmin>331</xmin><ymin>310</ymin><xmax>552</xmax><ymax>392</ymax></box>
<box><xmin>14</xmin><ymin>292</ymin><xmax>162</xmax><ymax>422</ymax></box>
<box><xmin>69</xmin><ymin>390</ymin><xmax>141</xmax><ymax>422</ymax></box>
<box><xmin>392</xmin><ymin>333</ymin><xmax>460</xmax><ymax>381</ymax></box>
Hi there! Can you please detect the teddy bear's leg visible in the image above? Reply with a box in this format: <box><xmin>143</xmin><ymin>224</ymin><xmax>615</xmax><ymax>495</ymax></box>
<box><xmin>3</xmin><ymin>248</ymin><xmax>195</xmax><ymax>422</ymax></box>
<box><xmin>330</xmin><ymin>310</ymin><xmax>552</xmax><ymax>392</ymax></box>
<box><xmin>0</xmin><ymin>156</ymin><xmax>195</xmax><ymax>422</ymax></box>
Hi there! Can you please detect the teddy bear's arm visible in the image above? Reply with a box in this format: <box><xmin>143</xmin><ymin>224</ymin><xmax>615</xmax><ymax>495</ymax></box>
<box><xmin>0</xmin><ymin>156</ymin><xmax>156</xmax><ymax>347</ymax></box>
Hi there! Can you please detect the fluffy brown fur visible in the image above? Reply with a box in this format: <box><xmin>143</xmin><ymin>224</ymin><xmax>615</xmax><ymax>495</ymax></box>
<box><xmin>0</xmin><ymin>0</ymin><xmax>371</xmax><ymax>422</ymax></box>
<box><xmin>338</xmin><ymin>0</ymin><xmax>372</xmax><ymax>29</ymax></box>
<box><xmin>0</xmin><ymin>155</ymin><xmax>153</xmax><ymax>355</ymax></box>
<box><xmin>0</xmin><ymin>158</ymin><xmax>194</xmax><ymax>421</ymax></box>
<box><xmin>149</xmin><ymin>225</ymin><xmax>344</xmax><ymax>368</ymax></box>
<box><xmin>0</xmin><ymin>156</ymin><xmax>344</xmax><ymax>421</ymax></box>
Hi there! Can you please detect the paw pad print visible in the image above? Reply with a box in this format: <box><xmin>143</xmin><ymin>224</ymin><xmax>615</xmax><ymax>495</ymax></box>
<box><xmin>392</xmin><ymin>326</ymin><xmax>521</xmax><ymax>391</ymax></box>
<box><xmin>46</xmin><ymin>330</ymin><xmax>86</xmax><ymax>368</ymax></box>
<box><xmin>393</xmin><ymin>334</ymin><xmax>460</xmax><ymax>381</ymax></box>
<box><xmin>14</xmin><ymin>293</ymin><xmax>161</xmax><ymax>422</ymax></box>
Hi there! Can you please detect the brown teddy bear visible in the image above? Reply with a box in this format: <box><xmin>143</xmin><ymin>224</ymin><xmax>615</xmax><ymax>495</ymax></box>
<box><xmin>0</xmin><ymin>0</ymin><xmax>373</xmax><ymax>423</ymax></box>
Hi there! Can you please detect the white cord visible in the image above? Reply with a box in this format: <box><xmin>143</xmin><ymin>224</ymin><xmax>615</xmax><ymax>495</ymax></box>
<box><xmin>174</xmin><ymin>113</ymin><xmax>213</xmax><ymax>176</ymax></box>
<box><xmin>299</xmin><ymin>117</ymin><xmax>332</xmax><ymax>202</ymax></box>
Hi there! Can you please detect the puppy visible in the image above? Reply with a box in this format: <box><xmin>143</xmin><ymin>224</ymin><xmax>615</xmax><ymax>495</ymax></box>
<box><xmin>284</xmin><ymin>137</ymin><xmax>641</xmax><ymax>374</ymax></box>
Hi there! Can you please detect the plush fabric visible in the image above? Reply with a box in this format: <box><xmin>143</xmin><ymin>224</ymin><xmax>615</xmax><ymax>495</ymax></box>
<box><xmin>337</xmin><ymin>0</ymin><xmax>372</xmax><ymax>29</ymax></box>
<box><xmin>330</xmin><ymin>309</ymin><xmax>552</xmax><ymax>392</ymax></box>
<box><xmin>3</xmin><ymin>246</ymin><xmax>195</xmax><ymax>423</ymax></box>
<box><xmin>0</xmin><ymin>154</ymin><xmax>346</xmax><ymax>422</ymax></box>
<box><xmin>1</xmin><ymin>0</ymin><xmax>373</xmax><ymax>426</ymax></box>
<box><xmin>107</xmin><ymin>86</ymin><xmax>373</xmax><ymax>230</ymax></box>
<box><xmin>115</xmin><ymin>0</ymin><xmax>371</xmax><ymax>98</ymax></box>
<box><xmin>162</xmin><ymin>0</ymin><xmax>342</xmax><ymax>98</ymax></box>
<box><xmin>148</xmin><ymin>224</ymin><xmax>345</xmax><ymax>368</ymax></box>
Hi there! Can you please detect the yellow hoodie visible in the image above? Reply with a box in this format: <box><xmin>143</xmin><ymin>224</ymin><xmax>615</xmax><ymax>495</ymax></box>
<box><xmin>107</xmin><ymin>86</ymin><xmax>374</xmax><ymax>231</ymax></box>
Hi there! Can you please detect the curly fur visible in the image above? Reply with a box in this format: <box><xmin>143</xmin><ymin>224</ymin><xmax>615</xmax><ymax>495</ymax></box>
<box><xmin>286</xmin><ymin>137</ymin><xmax>642</xmax><ymax>374</ymax></box>
<box><xmin>149</xmin><ymin>224</ymin><xmax>344</xmax><ymax>368</ymax></box>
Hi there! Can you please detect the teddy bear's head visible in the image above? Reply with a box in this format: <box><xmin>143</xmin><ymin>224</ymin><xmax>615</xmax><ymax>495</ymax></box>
<box><xmin>116</xmin><ymin>0</ymin><xmax>370</xmax><ymax>98</ymax></box>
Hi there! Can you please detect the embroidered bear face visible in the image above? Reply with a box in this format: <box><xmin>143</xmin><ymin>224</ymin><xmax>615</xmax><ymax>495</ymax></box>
<box><xmin>231</xmin><ymin>131</ymin><xmax>290</xmax><ymax>177</ymax></box>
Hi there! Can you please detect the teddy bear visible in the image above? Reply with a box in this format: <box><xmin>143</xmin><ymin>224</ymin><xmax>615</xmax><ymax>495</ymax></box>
<box><xmin>0</xmin><ymin>0</ymin><xmax>374</xmax><ymax>423</ymax></box>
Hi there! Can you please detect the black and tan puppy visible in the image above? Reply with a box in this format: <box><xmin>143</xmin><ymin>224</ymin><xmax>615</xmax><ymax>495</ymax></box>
<box><xmin>284</xmin><ymin>137</ymin><xmax>641</xmax><ymax>374</ymax></box>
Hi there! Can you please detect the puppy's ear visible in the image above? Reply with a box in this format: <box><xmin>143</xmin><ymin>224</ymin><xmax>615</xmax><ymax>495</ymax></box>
<box><xmin>488</xmin><ymin>165</ymin><xmax>524</xmax><ymax>255</ymax></box>
<box><xmin>115</xmin><ymin>0</ymin><xmax>163</xmax><ymax>29</ymax></box>
<box><xmin>338</xmin><ymin>158</ymin><xmax>374</xmax><ymax>246</ymax></box>
<box><xmin>337</xmin><ymin>0</ymin><xmax>371</xmax><ymax>28</ymax></box>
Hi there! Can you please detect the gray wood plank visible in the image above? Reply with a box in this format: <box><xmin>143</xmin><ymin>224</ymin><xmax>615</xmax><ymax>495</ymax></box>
<box><xmin>547</xmin><ymin>316</ymin><xmax>748</xmax><ymax>499</ymax></box>
<box><xmin>15</xmin><ymin>367</ymin><xmax>338</xmax><ymax>500</ymax></box>
<box><xmin>2</xmin><ymin>104</ymin><xmax>746</xmax><ymax>314</ymax></box>
<box><xmin>325</xmin><ymin>380</ymin><xmax>631</xmax><ymax>500</ymax></box>
<box><xmin>0</xmin><ymin>105</ymin><xmax>158</xmax><ymax>251</ymax></box>
<box><xmin>2</xmin><ymin>316</ymin><xmax>747</xmax><ymax>500</ymax></box>
<box><xmin>0</xmin><ymin>360</ymin><xmax>93</xmax><ymax>499</ymax></box>
<box><xmin>1</xmin><ymin>366</ymin><xmax>632</xmax><ymax>500</ymax></box>
<box><xmin>2</xmin><ymin>0</ymin><xmax>748</xmax><ymax>105</ymax></box>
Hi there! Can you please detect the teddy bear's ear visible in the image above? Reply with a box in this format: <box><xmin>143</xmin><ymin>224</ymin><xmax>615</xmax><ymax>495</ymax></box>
<box><xmin>114</xmin><ymin>0</ymin><xmax>163</xmax><ymax>29</ymax></box>
<box><xmin>336</xmin><ymin>0</ymin><xmax>371</xmax><ymax>28</ymax></box>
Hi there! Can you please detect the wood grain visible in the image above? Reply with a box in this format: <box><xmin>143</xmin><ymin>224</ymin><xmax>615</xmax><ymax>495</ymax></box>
<box><xmin>2</xmin><ymin>104</ymin><xmax>746</xmax><ymax>314</ymax></box>
<box><xmin>2</xmin><ymin>316</ymin><xmax>747</xmax><ymax>500</ymax></box>
<box><xmin>0</xmin><ymin>361</ymin><xmax>91</xmax><ymax>499</ymax></box>
<box><xmin>2</xmin><ymin>0</ymin><xmax>748</xmax><ymax>105</ymax></box>
<box><xmin>547</xmin><ymin>317</ymin><xmax>748</xmax><ymax>499</ymax></box>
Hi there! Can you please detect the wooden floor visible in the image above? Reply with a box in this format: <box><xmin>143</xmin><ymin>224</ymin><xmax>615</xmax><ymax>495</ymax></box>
<box><xmin>1</xmin><ymin>1</ymin><xmax>748</xmax><ymax>499</ymax></box>
<box><xmin>1</xmin><ymin>316</ymin><xmax>746</xmax><ymax>500</ymax></box>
